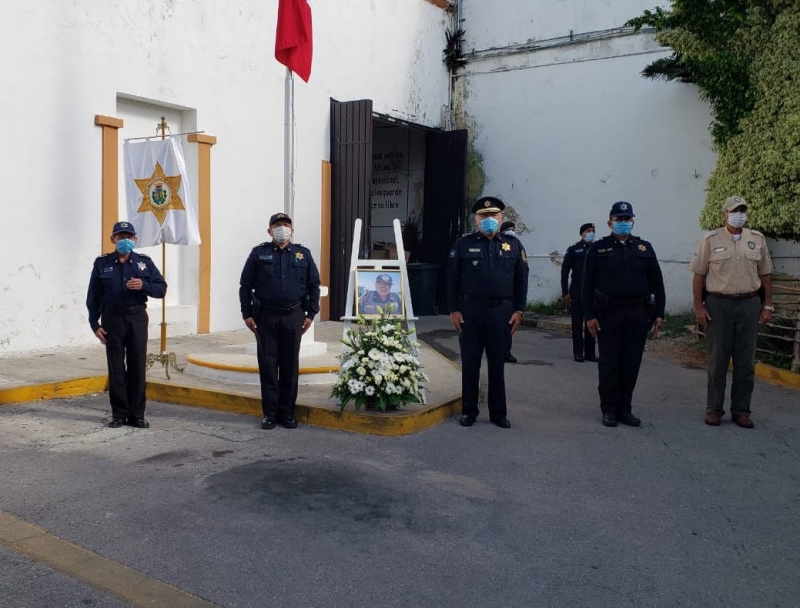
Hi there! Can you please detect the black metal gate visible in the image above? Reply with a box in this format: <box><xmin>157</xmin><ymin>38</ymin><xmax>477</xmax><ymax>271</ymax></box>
<box><xmin>329</xmin><ymin>98</ymin><xmax>373</xmax><ymax>320</ymax></box>
<box><xmin>422</xmin><ymin>129</ymin><xmax>468</xmax><ymax>312</ymax></box>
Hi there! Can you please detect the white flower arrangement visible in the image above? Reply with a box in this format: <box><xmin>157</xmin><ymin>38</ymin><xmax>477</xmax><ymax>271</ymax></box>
<box><xmin>331</xmin><ymin>304</ymin><xmax>428</xmax><ymax>411</ymax></box>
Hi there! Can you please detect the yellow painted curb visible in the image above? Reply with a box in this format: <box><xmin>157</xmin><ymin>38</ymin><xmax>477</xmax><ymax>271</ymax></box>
<box><xmin>0</xmin><ymin>510</ymin><xmax>218</xmax><ymax>607</ymax></box>
<box><xmin>299</xmin><ymin>397</ymin><xmax>462</xmax><ymax>436</ymax></box>
<box><xmin>0</xmin><ymin>376</ymin><xmax>108</xmax><ymax>406</ymax></box>
<box><xmin>185</xmin><ymin>354</ymin><xmax>338</xmax><ymax>375</ymax></box>
<box><xmin>146</xmin><ymin>380</ymin><xmax>461</xmax><ymax>436</ymax></box>
<box><xmin>185</xmin><ymin>354</ymin><xmax>259</xmax><ymax>373</ymax></box>
<box><xmin>755</xmin><ymin>362</ymin><xmax>800</xmax><ymax>390</ymax></box>
<box><xmin>146</xmin><ymin>382</ymin><xmax>262</xmax><ymax>417</ymax></box>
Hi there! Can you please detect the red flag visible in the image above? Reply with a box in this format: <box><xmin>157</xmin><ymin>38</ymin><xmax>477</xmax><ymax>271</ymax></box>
<box><xmin>275</xmin><ymin>0</ymin><xmax>313</xmax><ymax>83</ymax></box>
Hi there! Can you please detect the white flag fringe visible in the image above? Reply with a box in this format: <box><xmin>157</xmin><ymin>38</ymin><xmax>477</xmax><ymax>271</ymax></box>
<box><xmin>124</xmin><ymin>137</ymin><xmax>201</xmax><ymax>247</ymax></box>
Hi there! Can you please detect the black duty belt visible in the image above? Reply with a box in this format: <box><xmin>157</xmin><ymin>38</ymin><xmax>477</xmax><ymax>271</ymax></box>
<box><xmin>609</xmin><ymin>297</ymin><xmax>647</xmax><ymax>308</ymax></box>
<box><xmin>706</xmin><ymin>291</ymin><xmax>759</xmax><ymax>300</ymax></box>
<box><xmin>103</xmin><ymin>305</ymin><xmax>146</xmax><ymax>315</ymax></box>
<box><xmin>462</xmin><ymin>295</ymin><xmax>511</xmax><ymax>308</ymax></box>
<box><xmin>262</xmin><ymin>301</ymin><xmax>302</xmax><ymax>313</ymax></box>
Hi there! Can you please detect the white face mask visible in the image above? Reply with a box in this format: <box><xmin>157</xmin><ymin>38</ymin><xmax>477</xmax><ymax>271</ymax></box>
<box><xmin>271</xmin><ymin>226</ymin><xmax>292</xmax><ymax>243</ymax></box>
<box><xmin>504</xmin><ymin>230</ymin><xmax>516</xmax><ymax>238</ymax></box>
<box><xmin>583</xmin><ymin>231</ymin><xmax>596</xmax><ymax>243</ymax></box>
<box><xmin>727</xmin><ymin>212</ymin><xmax>747</xmax><ymax>228</ymax></box>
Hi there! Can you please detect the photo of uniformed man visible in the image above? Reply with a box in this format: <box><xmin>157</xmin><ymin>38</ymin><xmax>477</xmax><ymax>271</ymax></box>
<box><xmin>357</xmin><ymin>271</ymin><xmax>404</xmax><ymax>316</ymax></box>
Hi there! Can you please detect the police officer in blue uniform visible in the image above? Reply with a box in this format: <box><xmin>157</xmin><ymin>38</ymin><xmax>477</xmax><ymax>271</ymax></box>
<box><xmin>239</xmin><ymin>213</ymin><xmax>321</xmax><ymax>430</ymax></box>
<box><xmin>447</xmin><ymin>197</ymin><xmax>529</xmax><ymax>429</ymax></box>
<box><xmin>561</xmin><ymin>222</ymin><xmax>598</xmax><ymax>362</ymax></box>
<box><xmin>582</xmin><ymin>202</ymin><xmax>665</xmax><ymax>427</ymax></box>
<box><xmin>358</xmin><ymin>273</ymin><xmax>403</xmax><ymax>315</ymax></box>
<box><xmin>87</xmin><ymin>221</ymin><xmax>167</xmax><ymax>428</ymax></box>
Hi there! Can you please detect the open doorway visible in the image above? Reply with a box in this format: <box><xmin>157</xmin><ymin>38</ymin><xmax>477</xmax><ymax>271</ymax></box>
<box><xmin>329</xmin><ymin>99</ymin><xmax>467</xmax><ymax>320</ymax></box>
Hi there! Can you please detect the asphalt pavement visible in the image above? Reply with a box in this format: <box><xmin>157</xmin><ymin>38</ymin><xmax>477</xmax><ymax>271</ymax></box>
<box><xmin>0</xmin><ymin>319</ymin><xmax>798</xmax><ymax>608</ymax></box>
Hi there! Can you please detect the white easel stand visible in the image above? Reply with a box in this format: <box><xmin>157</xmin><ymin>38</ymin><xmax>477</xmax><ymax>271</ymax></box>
<box><xmin>340</xmin><ymin>218</ymin><xmax>426</xmax><ymax>404</ymax></box>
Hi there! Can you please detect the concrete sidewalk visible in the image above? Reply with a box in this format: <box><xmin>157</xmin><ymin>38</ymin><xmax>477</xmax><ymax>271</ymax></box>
<box><xmin>0</xmin><ymin>318</ymin><xmax>462</xmax><ymax>435</ymax></box>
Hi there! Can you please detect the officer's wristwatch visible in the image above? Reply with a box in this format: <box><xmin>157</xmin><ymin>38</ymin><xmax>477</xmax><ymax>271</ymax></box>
<box><xmin>763</xmin><ymin>305</ymin><xmax>775</xmax><ymax>312</ymax></box>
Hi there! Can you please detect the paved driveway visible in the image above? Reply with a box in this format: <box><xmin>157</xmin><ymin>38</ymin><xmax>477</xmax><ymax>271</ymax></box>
<box><xmin>1</xmin><ymin>323</ymin><xmax>798</xmax><ymax>607</ymax></box>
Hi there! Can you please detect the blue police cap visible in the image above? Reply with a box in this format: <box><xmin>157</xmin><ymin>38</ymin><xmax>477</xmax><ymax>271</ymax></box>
<box><xmin>376</xmin><ymin>273</ymin><xmax>393</xmax><ymax>285</ymax></box>
<box><xmin>609</xmin><ymin>201</ymin><xmax>635</xmax><ymax>218</ymax></box>
<box><xmin>269</xmin><ymin>212</ymin><xmax>293</xmax><ymax>226</ymax></box>
<box><xmin>472</xmin><ymin>196</ymin><xmax>505</xmax><ymax>215</ymax></box>
<box><xmin>112</xmin><ymin>221</ymin><xmax>136</xmax><ymax>236</ymax></box>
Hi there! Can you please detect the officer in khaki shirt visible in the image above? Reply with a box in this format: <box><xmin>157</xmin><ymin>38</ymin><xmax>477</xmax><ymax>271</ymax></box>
<box><xmin>689</xmin><ymin>196</ymin><xmax>774</xmax><ymax>429</ymax></box>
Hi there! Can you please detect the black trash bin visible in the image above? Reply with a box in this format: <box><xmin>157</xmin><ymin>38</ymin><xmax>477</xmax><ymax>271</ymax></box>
<box><xmin>406</xmin><ymin>263</ymin><xmax>439</xmax><ymax>316</ymax></box>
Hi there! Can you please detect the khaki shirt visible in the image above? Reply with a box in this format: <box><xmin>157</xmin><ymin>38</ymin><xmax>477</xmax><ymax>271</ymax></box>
<box><xmin>689</xmin><ymin>227</ymin><xmax>773</xmax><ymax>294</ymax></box>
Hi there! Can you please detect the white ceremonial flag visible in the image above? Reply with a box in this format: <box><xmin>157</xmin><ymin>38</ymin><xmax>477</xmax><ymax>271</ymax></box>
<box><xmin>124</xmin><ymin>137</ymin><xmax>201</xmax><ymax>247</ymax></box>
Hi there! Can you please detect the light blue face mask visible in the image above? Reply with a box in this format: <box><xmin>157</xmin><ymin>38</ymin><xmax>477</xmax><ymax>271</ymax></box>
<box><xmin>115</xmin><ymin>238</ymin><xmax>135</xmax><ymax>254</ymax></box>
<box><xmin>479</xmin><ymin>217</ymin><xmax>499</xmax><ymax>234</ymax></box>
<box><xmin>611</xmin><ymin>221</ymin><xmax>633</xmax><ymax>237</ymax></box>
<box><xmin>583</xmin><ymin>231</ymin><xmax>596</xmax><ymax>243</ymax></box>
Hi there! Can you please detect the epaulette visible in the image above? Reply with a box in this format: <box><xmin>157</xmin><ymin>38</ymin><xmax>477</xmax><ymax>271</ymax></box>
<box><xmin>701</xmin><ymin>229</ymin><xmax>719</xmax><ymax>240</ymax></box>
<box><xmin>136</xmin><ymin>252</ymin><xmax>152</xmax><ymax>259</ymax></box>
<box><xmin>293</xmin><ymin>243</ymin><xmax>309</xmax><ymax>250</ymax></box>
<box><xmin>748</xmin><ymin>229</ymin><xmax>765</xmax><ymax>238</ymax></box>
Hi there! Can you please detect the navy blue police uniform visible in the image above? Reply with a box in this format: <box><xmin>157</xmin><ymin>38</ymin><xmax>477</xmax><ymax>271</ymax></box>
<box><xmin>359</xmin><ymin>273</ymin><xmax>403</xmax><ymax>315</ymax></box>
<box><xmin>447</xmin><ymin>197</ymin><xmax>529</xmax><ymax>426</ymax></box>
<box><xmin>581</xmin><ymin>202</ymin><xmax>665</xmax><ymax>426</ymax></box>
<box><xmin>86</xmin><ymin>222</ymin><xmax>167</xmax><ymax>427</ymax></box>
<box><xmin>239</xmin><ymin>213</ymin><xmax>321</xmax><ymax>427</ymax></box>
<box><xmin>561</xmin><ymin>223</ymin><xmax>597</xmax><ymax>361</ymax></box>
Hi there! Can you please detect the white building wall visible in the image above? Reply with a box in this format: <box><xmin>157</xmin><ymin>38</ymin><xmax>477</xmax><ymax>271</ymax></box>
<box><xmin>456</xmin><ymin>0</ymin><xmax>800</xmax><ymax>312</ymax></box>
<box><xmin>0</xmin><ymin>0</ymin><xmax>449</xmax><ymax>355</ymax></box>
<box><xmin>462</xmin><ymin>0</ymin><xmax>662</xmax><ymax>49</ymax></box>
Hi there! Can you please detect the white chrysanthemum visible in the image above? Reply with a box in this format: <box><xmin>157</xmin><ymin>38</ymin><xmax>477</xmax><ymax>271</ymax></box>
<box><xmin>357</xmin><ymin>367</ymin><xmax>366</xmax><ymax>376</ymax></box>
<box><xmin>368</xmin><ymin>348</ymin><xmax>382</xmax><ymax>361</ymax></box>
<box><xmin>364</xmin><ymin>385</ymin><xmax>375</xmax><ymax>396</ymax></box>
<box><xmin>373</xmin><ymin>374</ymin><xmax>383</xmax><ymax>385</ymax></box>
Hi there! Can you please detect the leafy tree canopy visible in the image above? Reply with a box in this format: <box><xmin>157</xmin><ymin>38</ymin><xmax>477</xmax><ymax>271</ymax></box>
<box><xmin>627</xmin><ymin>1</ymin><xmax>800</xmax><ymax>238</ymax></box>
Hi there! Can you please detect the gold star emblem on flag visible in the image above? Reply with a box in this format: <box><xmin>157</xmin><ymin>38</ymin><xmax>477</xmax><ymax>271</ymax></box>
<box><xmin>501</xmin><ymin>243</ymin><xmax>511</xmax><ymax>251</ymax></box>
<box><xmin>134</xmin><ymin>161</ymin><xmax>185</xmax><ymax>226</ymax></box>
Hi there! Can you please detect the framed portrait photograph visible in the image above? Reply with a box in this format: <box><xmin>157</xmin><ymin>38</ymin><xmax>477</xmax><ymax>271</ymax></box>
<box><xmin>355</xmin><ymin>269</ymin><xmax>405</xmax><ymax>317</ymax></box>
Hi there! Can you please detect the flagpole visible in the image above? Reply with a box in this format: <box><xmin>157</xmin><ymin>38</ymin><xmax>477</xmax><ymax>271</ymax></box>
<box><xmin>284</xmin><ymin>67</ymin><xmax>294</xmax><ymax>217</ymax></box>
<box><xmin>158</xmin><ymin>117</ymin><xmax>168</xmax><ymax>355</ymax></box>
<box><xmin>142</xmin><ymin>116</ymin><xmax>184</xmax><ymax>380</ymax></box>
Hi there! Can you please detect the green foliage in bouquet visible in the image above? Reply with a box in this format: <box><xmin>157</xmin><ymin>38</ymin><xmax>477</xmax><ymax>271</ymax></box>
<box><xmin>331</xmin><ymin>305</ymin><xmax>428</xmax><ymax>412</ymax></box>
